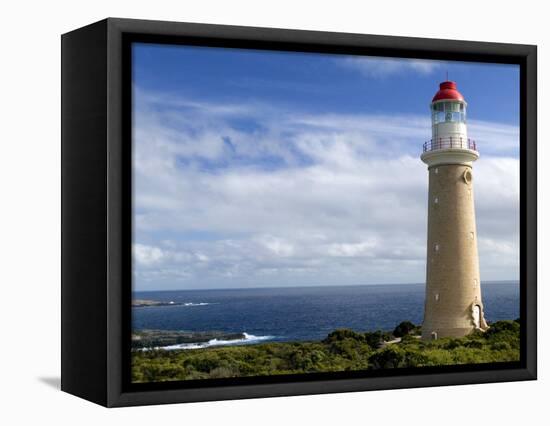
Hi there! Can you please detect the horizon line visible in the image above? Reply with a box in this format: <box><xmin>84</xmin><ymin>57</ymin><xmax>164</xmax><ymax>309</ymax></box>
<box><xmin>133</xmin><ymin>279</ymin><xmax>519</xmax><ymax>293</ymax></box>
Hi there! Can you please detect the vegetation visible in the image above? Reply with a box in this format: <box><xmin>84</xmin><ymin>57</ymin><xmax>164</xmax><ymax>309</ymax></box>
<box><xmin>131</xmin><ymin>320</ymin><xmax>520</xmax><ymax>383</ymax></box>
<box><xmin>392</xmin><ymin>321</ymin><xmax>421</xmax><ymax>338</ymax></box>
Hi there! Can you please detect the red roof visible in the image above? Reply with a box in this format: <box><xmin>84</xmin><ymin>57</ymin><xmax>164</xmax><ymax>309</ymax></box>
<box><xmin>432</xmin><ymin>81</ymin><xmax>464</xmax><ymax>102</ymax></box>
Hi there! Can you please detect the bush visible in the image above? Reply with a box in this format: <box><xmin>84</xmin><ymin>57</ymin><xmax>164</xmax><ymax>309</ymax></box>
<box><xmin>323</xmin><ymin>329</ymin><xmax>365</xmax><ymax>343</ymax></box>
<box><xmin>184</xmin><ymin>352</ymin><xmax>221</xmax><ymax>373</ymax></box>
<box><xmin>490</xmin><ymin>341</ymin><xmax>511</xmax><ymax>351</ymax></box>
<box><xmin>369</xmin><ymin>346</ymin><xmax>406</xmax><ymax>369</ymax></box>
<box><xmin>209</xmin><ymin>366</ymin><xmax>240</xmax><ymax>378</ymax></box>
<box><xmin>444</xmin><ymin>339</ymin><xmax>462</xmax><ymax>350</ymax></box>
<box><xmin>327</xmin><ymin>339</ymin><xmax>358</xmax><ymax>359</ymax></box>
<box><xmin>393</xmin><ymin>321</ymin><xmax>417</xmax><ymax>338</ymax></box>
<box><xmin>364</xmin><ymin>330</ymin><xmax>392</xmax><ymax>349</ymax></box>
<box><xmin>466</xmin><ymin>329</ymin><xmax>485</xmax><ymax>340</ymax></box>
<box><xmin>400</xmin><ymin>348</ymin><xmax>431</xmax><ymax>367</ymax></box>
<box><xmin>464</xmin><ymin>339</ymin><xmax>484</xmax><ymax>349</ymax></box>
<box><xmin>485</xmin><ymin>320</ymin><xmax>520</xmax><ymax>337</ymax></box>
<box><xmin>400</xmin><ymin>334</ymin><xmax>418</xmax><ymax>343</ymax></box>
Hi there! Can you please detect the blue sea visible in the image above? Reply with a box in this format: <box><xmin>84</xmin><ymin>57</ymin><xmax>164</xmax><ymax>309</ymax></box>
<box><xmin>132</xmin><ymin>281</ymin><xmax>519</xmax><ymax>349</ymax></box>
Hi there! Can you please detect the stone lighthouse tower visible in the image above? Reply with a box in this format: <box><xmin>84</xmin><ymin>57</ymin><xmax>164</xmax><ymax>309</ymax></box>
<box><xmin>421</xmin><ymin>81</ymin><xmax>488</xmax><ymax>340</ymax></box>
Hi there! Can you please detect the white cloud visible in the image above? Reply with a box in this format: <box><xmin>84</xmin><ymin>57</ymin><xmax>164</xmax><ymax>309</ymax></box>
<box><xmin>339</xmin><ymin>56</ymin><xmax>443</xmax><ymax>78</ymax></box>
<box><xmin>325</xmin><ymin>240</ymin><xmax>377</xmax><ymax>257</ymax></box>
<box><xmin>133</xmin><ymin>244</ymin><xmax>165</xmax><ymax>266</ymax></box>
<box><xmin>132</xmin><ymin>89</ymin><xmax>520</xmax><ymax>290</ymax></box>
<box><xmin>256</xmin><ymin>235</ymin><xmax>295</xmax><ymax>257</ymax></box>
<box><xmin>468</xmin><ymin>120</ymin><xmax>519</xmax><ymax>157</ymax></box>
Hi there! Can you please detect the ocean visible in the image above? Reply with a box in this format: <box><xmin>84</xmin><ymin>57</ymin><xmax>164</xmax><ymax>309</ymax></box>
<box><xmin>132</xmin><ymin>281</ymin><xmax>519</xmax><ymax>349</ymax></box>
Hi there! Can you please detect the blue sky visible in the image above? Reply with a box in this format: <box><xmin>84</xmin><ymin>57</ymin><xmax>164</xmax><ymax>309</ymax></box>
<box><xmin>132</xmin><ymin>43</ymin><xmax>520</xmax><ymax>291</ymax></box>
<box><xmin>133</xmin><ymin>44</ymin><xmax>519</xmax><ymax>125</ymax></box>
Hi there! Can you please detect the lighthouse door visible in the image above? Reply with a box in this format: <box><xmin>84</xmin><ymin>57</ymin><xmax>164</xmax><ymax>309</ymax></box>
<box><xmin>473</xmin><ymin>305</ymin><xmax>481</xmax><ymax>328</ymax></box>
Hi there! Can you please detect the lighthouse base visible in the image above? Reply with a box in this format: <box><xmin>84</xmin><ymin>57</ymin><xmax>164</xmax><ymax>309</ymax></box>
<box><xmin>422</xmin><ymin>326</ymin><xmax>480</xmax><ymax>340</ymax></box>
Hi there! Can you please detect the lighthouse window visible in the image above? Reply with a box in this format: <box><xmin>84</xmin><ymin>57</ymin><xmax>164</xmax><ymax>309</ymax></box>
<box><xmin>434</xmin><ymin>197</ymin><xmax>439</xmax><ymax>204</ymax></box>
<box><xmin>434</xmin><ymin>244</ymin><xmax>440</xmax><ymax>252</ymax></box>
<box><xmin>444</xmin><ymin>102</ymin><xmax>460</xmax><ymax>112</ymax></box>
<box><xmin>432</xmin><ymin>103</ymin><xmax>446</xmax><ymax>124</ymax></box>
<box><xmin>433</xmin><ymin>111</ymin><xmax>445</xmax><ymax>124</ymax></box>
<box><xmin>447</xmin><ymin>112</ymin><xmax>463</xmax><ymax>122</ymax></box>
<box><xmin>463</xmin><ymin>169</ymin><xmax>473</xmax><ymax>184</ymax></box>
<box><xmin>431</xmin><ymin>102</ymin><xmax>465</xmax><ymax>123</ymax></box>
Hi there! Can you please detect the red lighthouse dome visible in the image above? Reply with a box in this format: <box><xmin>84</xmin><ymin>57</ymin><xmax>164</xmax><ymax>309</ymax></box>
<box><xmin>432</xmin><ymin>81</ymin><xmax>464</xmax><ymax>102</ymax></box>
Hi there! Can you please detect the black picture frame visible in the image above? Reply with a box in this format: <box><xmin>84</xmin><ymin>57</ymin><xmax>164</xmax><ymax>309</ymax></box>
<box><xmin>61</xmin><ymin>17</ymin><xmax>537</xmax><ymax>407</ymax></box>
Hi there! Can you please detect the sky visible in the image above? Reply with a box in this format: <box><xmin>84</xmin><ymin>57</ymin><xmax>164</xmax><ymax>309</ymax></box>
<box><xmin>131</xmin><ymin>43</ymin><xmax>520</xmax><ymax>291</ymax></box>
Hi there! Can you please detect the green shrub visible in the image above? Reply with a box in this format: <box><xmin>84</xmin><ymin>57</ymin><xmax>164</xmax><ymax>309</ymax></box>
<box><xmin>364</xmin><ymin>330</ymin><xmax>392</xmax><ymax>349</ymax></box>
<box><xmin>369</xmin><ymin>346</ymin><xmax>406</xmax><ymax>369</ymax></box>
<box><xmin>485</xmin><ymin>320</ymin><xmax>520</xmax><ymax>337</ymax></box>
<box><xmin>209</xmin><ymin>366</ymin><xmax>240</xmax><ymax>378</ymax></box>
<box><xmin>323</xmin><ymin>329</ymin><xmax>365</xmax><ymax>343</ymax></box>
<box><xmin>444</xmin><ymin>338</ymin><xmax>462</xmax><ymax>350</ymax></box>
<box><xmin>393</xmin><ymin>321</ymin><xmax>417</xmax><ymax>338</ymax></box>
<box><xmin>464</xmin><ymin>339</ymin><xmax>484</xmax><ymax>349</ymax></box>
<box><xmin>400</xmin><ymin>349</ymin><xmax>431</xmax><ymax>367</ymax></box>
<box><xmin>490</xmin><ymin>341</ymin><xmax>511</xmax><ymax>351</ymax></box>
<box><xmin>184</xmin><ymin>352</ymin><xmax>222</xmax><ymax>372</ymax></box>
<box><xmin>400</xmin><ymin>334</ymin><xmax>418</xmax><ymax>344</ymax></box>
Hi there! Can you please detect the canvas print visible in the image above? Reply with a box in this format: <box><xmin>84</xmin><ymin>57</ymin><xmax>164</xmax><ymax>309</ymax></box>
<box><xmin>130</xmin><ymin>44</ymin><xmax>520</xmax><ymax>383</ymax></box>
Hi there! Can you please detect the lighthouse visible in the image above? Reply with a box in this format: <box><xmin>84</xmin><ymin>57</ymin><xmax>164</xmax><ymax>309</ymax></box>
<box><xmin>421</xmin><ymin>81</ymin><xmax>488</xmax><ymax>340</ymax></box>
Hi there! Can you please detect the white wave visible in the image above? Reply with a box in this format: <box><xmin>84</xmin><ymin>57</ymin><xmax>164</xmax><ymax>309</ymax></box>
<box><xmin>154</xmin><ymin>332</ymin><xmax>274</xmax><ymax>351</ymax></box>
<box><xmin>182</xmin><ymin>302</ymin><xmax>212</xmax><ymax>307</ymax></box>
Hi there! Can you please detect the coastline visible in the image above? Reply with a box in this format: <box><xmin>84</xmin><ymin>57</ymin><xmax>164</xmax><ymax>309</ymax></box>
<box><xmin>132</xmin><ymin>329</ymin><xmax>272</xmax><ymax>350</ymax></box>
<box><xmin>132</xmin><ymin>299</ymin><xmax>214</xmax><ymax>308</ymax></box>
